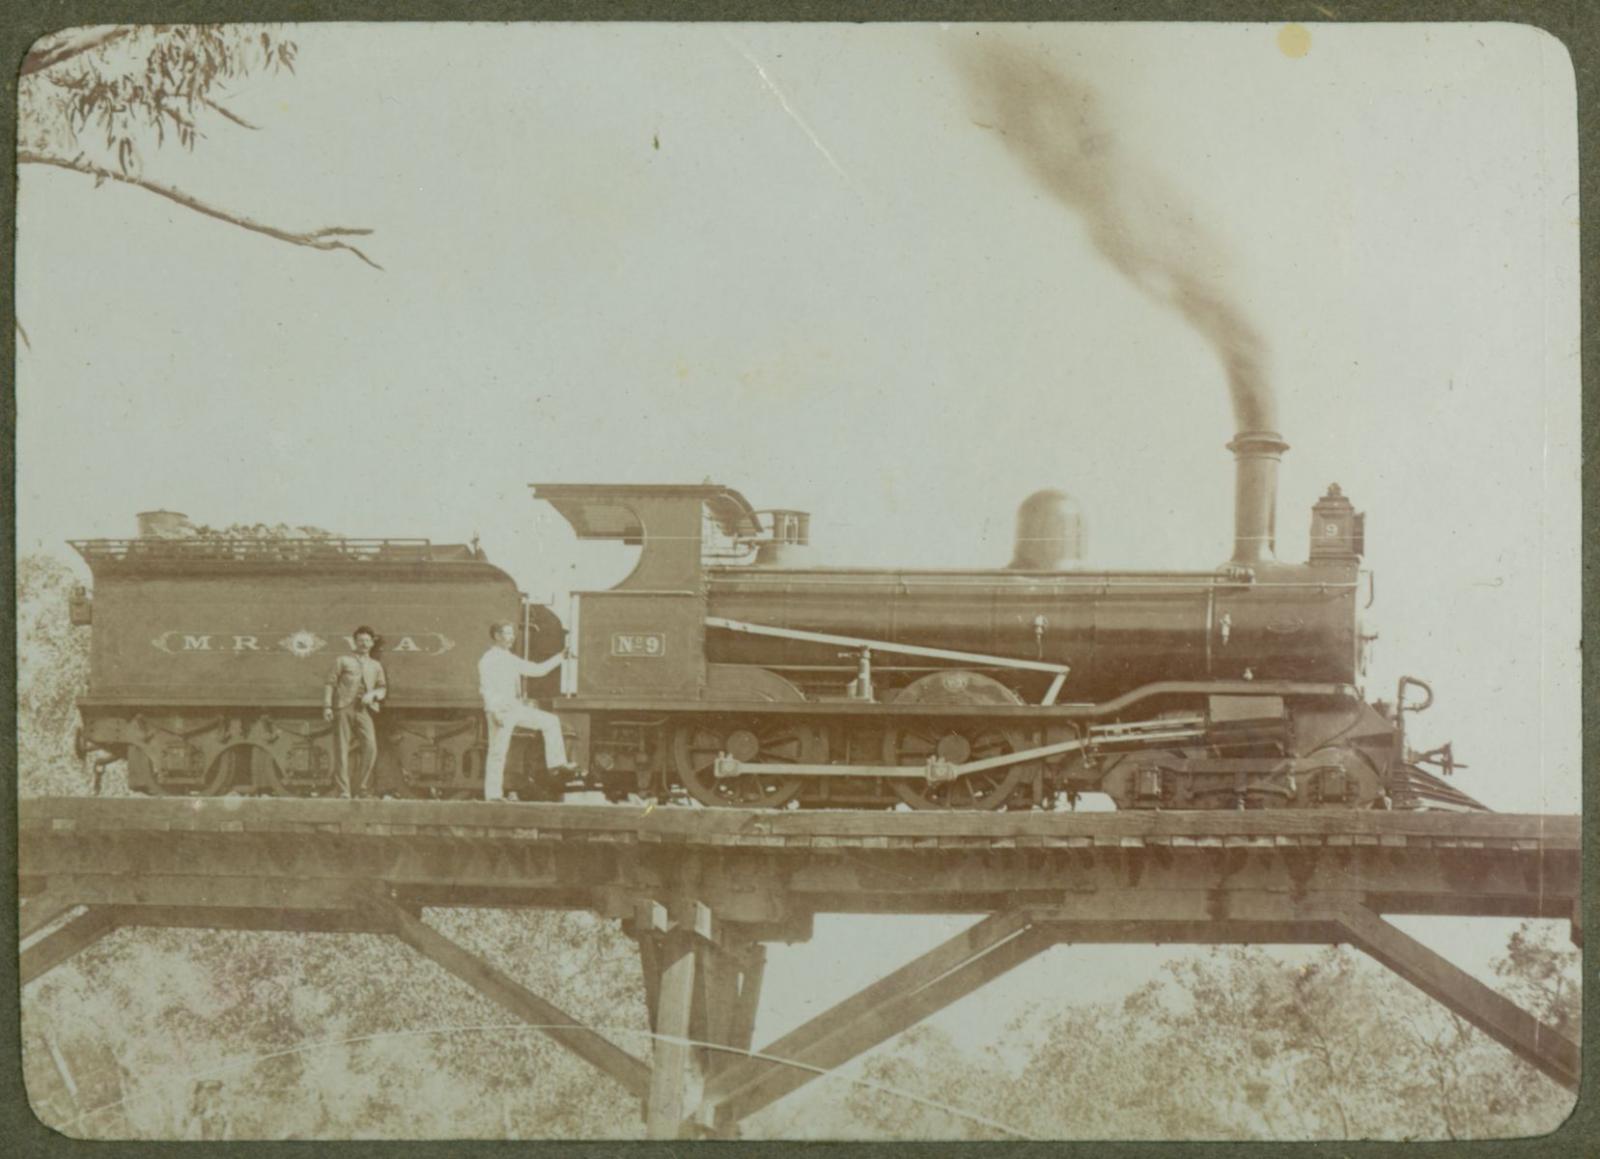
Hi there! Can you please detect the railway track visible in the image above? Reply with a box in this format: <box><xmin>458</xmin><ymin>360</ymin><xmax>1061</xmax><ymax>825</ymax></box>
<box><xmin>19</xmin><ymin>795</ymin><xmax>1575</xmax><ymax>853</ymax></box>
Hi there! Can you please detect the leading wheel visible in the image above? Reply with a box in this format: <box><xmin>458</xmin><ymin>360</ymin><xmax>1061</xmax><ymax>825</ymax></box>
<box><xmin>671</xmin><ymin>718</ymin><xmax>818</xmax><ymax>808</ymax></box>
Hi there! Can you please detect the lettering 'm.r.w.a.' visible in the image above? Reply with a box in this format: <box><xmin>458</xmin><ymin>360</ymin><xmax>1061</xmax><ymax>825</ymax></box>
<box><xmin>151</xmin><ymin>630</ymin><xmax>453</xmax><ymax>657</ymax></box>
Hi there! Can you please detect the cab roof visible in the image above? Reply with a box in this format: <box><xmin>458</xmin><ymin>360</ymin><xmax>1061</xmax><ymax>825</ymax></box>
<box><xmin>529</xmin><ymin>483</ymin><xmax>762</xmax><ymax>541</ymax></box>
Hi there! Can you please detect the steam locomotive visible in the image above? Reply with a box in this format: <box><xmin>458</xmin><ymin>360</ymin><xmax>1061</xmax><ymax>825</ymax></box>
<box><xmin>68</xmin><ymin>431</ymin><xmax>1477</xmax><ymax>811</ymax></box>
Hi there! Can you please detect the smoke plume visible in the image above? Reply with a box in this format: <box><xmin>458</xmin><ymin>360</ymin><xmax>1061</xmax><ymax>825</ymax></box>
<box><xmin>958</xmin><ymin>40</ymin><xmax>1277</xmax><ymax>434</ymax></box>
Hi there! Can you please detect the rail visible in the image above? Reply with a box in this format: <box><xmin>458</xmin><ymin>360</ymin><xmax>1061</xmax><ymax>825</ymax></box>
<box><xmin>17</xmin><ymin>796</ymin><xmax>1579</xmax><ymax>853</ymax></box>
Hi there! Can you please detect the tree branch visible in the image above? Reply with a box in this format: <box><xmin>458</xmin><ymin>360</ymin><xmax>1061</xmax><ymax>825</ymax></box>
<box><xmin>21</xmin><ymin>27</ymin><xmax>137</xmax><ymax>78</ymax></box>
<box><xmin>19</xmin><ymin>150</ymin><xmax>382</xmax><ymax>270</ymax></box>
<box><xmin>203</xmin><ymin>96</ymin><xmax>260</xmax><ymax>131</ymax></box>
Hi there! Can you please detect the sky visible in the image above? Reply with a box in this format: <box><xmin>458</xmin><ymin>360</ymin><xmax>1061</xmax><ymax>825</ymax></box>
<box><xmin>15</xmin><ymin>19</ymin><xmax>1581</xmax><ymax>1103</ymax></box>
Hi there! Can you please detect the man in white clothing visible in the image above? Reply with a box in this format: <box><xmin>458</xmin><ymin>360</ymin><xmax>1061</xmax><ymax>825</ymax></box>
<box><xmin>478</xmin><ymin>621</ymin><xmax>570</xmax><ymax>800</ymax></box>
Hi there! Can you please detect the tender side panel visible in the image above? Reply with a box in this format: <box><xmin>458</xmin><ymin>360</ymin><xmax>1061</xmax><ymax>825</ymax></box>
<box><xmin>84</xmin><ymin>565</ymin><xmax>525</xmax><ymax>709</ymax></box>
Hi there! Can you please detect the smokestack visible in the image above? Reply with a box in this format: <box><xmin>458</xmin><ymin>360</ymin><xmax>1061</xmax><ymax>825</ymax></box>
<box><xmin>1226</xmin><ymin>430</ymin><xmax>1288</xmax><ymax>563</ymax></box>
<box><xmin>957</xmin><ymin>44</ymin><xmax>1288</xmax><ymax>567</ymax></box>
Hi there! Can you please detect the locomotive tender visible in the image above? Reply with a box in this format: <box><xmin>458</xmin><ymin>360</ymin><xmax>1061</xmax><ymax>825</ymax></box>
<box><xmin>69</xmin><ymin>433</ymin><xmax>1475</xmax><ymax>811</ymax></box>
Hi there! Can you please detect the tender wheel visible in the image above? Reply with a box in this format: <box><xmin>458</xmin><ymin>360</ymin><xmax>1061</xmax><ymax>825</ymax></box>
<box><xmin>207</xmin><ymin>743</ymin><xmax>282</xmax><ymax>796</ymax></box>
<box><xmin>671</xmin><ymin>718</ymin><xmax>816</xmax><ymax>808</ymax></box>
<box><xmin>131</xmin><ymin>740</ymin><xmax>229</xmax><ymax>796</ymax></box>
<box><xmin>883</xmin><ymin>724</ymin><xmax>1032</xmax><ymax>811</ymax></box>
<box><xmin>124</xmin><ymin>746</ymin><xmax>157</xmax><ymax>794</ymax></box>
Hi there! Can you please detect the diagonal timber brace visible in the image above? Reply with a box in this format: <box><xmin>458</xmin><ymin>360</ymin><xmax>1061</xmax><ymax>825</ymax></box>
<box><xmin>699</xmin><ymin>910</ymin><xmax>1055</xmax><ymax>1131</ymax></box>
<box><xmin>694</xmin><ymin>899</ymin><xmax>1583</xmax><ymax>1136</ymax></box>
<box><xmin>357</xmin><ymin>890</ymin><xmax>652</xmax><ymax>1100</ymax></box>
<box><xmin>20</xmin><ymin>888</ymin><xmax>81</xmax><ymax>941</ymax></box>
<box><xmin>1331</xmin><ymin>901</ymin><xmax>1579</xmax><ymax>1093</ymax></box>
<box><xmin>703</xmin><ymin>907</ymin><xmax>1031</xmax><ymax>1108</ymax></box>
<box><xmin>21</xmin><ymin>906</ymin><xmax>122</xmax><ymax>987</ymax></box>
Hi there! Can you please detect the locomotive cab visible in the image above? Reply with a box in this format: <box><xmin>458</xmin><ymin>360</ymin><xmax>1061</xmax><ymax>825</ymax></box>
<box><xmin>531</xmin><ymin>483</ymin><xmax>768</xmax><ymax>703</ymax></box>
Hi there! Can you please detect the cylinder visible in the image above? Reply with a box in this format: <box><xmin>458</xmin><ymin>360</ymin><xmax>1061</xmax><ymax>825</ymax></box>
<box><xmin>1226</xmin><ymin>431</ymin><xmax>1289</xmax><ymax>564</ymax></box>
<box><xmin>1008</xmin><ymin>490</ymin><xmax>1085</xmax><ymax>569</ymax></box>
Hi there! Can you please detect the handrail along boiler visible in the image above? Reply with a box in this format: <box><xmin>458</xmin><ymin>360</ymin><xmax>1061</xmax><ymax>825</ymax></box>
<box><xmin>67</xmin><ymin>451</ymin><xmax>1476</xmax><ymax>810</ymax></box>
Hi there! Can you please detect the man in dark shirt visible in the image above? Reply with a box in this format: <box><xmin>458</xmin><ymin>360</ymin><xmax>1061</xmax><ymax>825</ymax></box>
<box><xmin>323</xmin><ymin>625</ymin><xmax>386</xmax><ymax>797</ymax></box>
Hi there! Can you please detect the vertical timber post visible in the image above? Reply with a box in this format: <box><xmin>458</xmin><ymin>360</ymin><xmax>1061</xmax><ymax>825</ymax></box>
<box><xmin>691</xmin><ymin>928</ymin><xmax>766</xmax><ymax>1138</ymax></box>
<box><xmin>719</xmin><ymin>940</ymin><xmax>767</xmax><ymax>1079</ymax></box>
<box><xmin>646</xmin><ymin>921</ymin><xmax>698</xmax><ymax>1139</ymax></box>
<box><xmin>632</xmin><ymin>894</ymin><xmax>765</xmax><ymax>1139</ymax></box>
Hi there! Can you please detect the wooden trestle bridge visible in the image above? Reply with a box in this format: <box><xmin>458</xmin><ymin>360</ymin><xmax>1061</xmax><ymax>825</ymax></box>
<box><xmin>19</xmin><ymin>797</ymin><xmax>1583</xmax><ymax>1138</ymax></box>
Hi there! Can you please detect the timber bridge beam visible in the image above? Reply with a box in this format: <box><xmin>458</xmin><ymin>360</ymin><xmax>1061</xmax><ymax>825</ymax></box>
<box><xmin>19</xmin><ymin>798</ymin><xmax>1583</xmax><ymax>1138</ymax></box>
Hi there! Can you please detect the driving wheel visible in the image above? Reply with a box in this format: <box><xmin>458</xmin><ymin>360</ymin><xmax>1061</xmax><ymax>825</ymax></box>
<box><xmin>883</xmin><ymin>723</ymin><xmax>1032</xmax><ymax>810</ymax></box>
<box><xmin>881</xmin><ymin>670</ymin><xmax>1034</xmax><ymax>810</ymax></box>
<box><xmin>671</xmin><ymin>717</ymin><xmax>819</xmax><ymax>808</ymax></box>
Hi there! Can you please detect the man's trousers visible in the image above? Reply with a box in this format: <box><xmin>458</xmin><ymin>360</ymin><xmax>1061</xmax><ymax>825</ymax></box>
<box><xmin>333</xmin><ymin>704</ymin><xmax>378</xmax><ymax>797</ymax></box>
<box><xmin>484</xmin><ymin>701</ymin><xmax>568</xmax><ymax>800</ymax></box>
